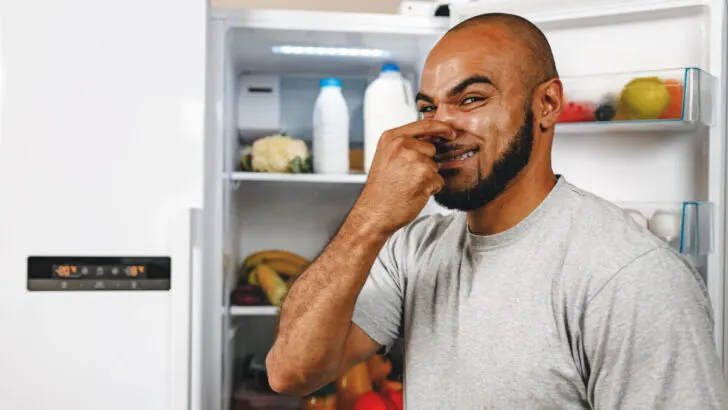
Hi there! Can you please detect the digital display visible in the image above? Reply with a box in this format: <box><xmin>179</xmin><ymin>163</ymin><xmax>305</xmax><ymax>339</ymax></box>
<box><xmin>28</xmin><ymin>256</ymin><xmax>171</xmax><ymax>291</ymax></box>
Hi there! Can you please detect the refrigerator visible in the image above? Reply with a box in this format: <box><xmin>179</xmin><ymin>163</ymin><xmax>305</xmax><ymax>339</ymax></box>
<box><xmin>0</xmin><ymin>0</ymin><xmax>725</xmax><ymax>409</ymax></box>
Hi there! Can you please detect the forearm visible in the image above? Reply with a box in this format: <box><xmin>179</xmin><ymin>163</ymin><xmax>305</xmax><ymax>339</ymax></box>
<box><xmin>266</xmin><ymin>209</ymin><xmax>388</xmax><ymax>394</ymax></box>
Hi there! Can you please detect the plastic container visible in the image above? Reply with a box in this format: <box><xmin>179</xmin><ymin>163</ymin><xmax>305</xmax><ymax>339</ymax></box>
<box><xmin>313</xmin><ymin>77</ymin><xmax>350</xmax><ymax>174</ymax></box>
<box><xmin>363</xmin><ymin>63</ymin><xmax>419</xmax><ymax>173</ymax></box>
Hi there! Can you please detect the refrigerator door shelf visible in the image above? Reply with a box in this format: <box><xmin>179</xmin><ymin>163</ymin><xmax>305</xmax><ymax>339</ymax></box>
<box><xmin>618</xmin><ymin>201</ymin><xmax>714</xmax><ymax>257</ymax></box>
<box><xmin>554</xmin><ymin>67</ymin><xmax>716</xmax><ymax>135</ymax></box>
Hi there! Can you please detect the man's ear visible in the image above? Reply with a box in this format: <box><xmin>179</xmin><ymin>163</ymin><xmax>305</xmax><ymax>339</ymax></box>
<box><xmin>534</xmin><ymin>78</ymin><xmax>563</xmax><ymax>131</ymax></box>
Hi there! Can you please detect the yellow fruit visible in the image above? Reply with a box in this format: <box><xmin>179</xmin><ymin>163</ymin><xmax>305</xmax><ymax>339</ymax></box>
<box><xmin>253</xmin><ymin>263</ymin><xmax>289</xmax><ymax>307</ymax></box>
<box><xmin>247</xmin><ymin>271</ymin><xmax>260</xmax><ymax>286</ymax></box>
<box><xmin>248</xmin><ymin>258</ymin><xmax>306</xmax><ymax>285</ymax></box>
<box><xmin>243</xmin><ymin>249</ymin><xmax>309</xmax><ymax>269</ymax></box>
<box><xmin>265</xmin><ymin>258</ymin><xmax>308</xmax><ymax>276</ymax></box>
<box><xmin>619</xmin><ymin>77</ymin><xmax>671</xmax><ymax>120</ymax></box>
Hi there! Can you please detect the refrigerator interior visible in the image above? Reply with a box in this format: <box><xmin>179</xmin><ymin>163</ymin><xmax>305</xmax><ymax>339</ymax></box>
<box><xmin>207</xmin><ymin>9</ymin><xmax>449</xmax><ymax>410</ymax></box>
<box><xmin>206</xmin><ymin>2</ymin><xmax>726</xmax><ymax>409</ymax></box>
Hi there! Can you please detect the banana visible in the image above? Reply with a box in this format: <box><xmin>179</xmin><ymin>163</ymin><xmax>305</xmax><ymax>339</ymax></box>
<box><xmin>243</xmin><ymin>249</ymin><xmax>311</xmax><ymax>286</ymax></box>
<box><xmin>247</xmin><ymin>258</ymin><xmax>307</xmax><ymax>285</ymax></box>
<box><xmin>243</xmin><ymin>250</ymin><xmax>311</xmax><ymax>270</ymax></box>
<box><xmin>243</xmin><ymin>249</ymin><xmax>309</xmax><ymax>269</ymax></box>
<box><xmin>254</xmin><ymin>263</ymin><xmax>289</xmax><ymax>307</ymax></box>
<box><xmin>265</xmin><ymin>258</ymin><xmax>308</xmax><ymax>277</ymax></box>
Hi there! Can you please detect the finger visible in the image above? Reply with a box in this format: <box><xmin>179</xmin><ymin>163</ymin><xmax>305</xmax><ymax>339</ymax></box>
<box><xmin>403</xmin><ymin>137</ymin><xmax>437</xmax><ymax>157</ymax></box>
<box><xmin>385</xmin><ymin>119</ymin><xmax>456</xmax><ymax>143</ymax></box>
<box><xmin>427</xmin><ymin>173</ymin><xmax>445</xmax><ymax>196</ymax></box>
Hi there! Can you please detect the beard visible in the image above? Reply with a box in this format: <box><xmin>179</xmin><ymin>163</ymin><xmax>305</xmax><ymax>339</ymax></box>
<box><xmin>433</xmin><ymin>108</ymin><xmax>535</xmax><ymax>211</ymax></box>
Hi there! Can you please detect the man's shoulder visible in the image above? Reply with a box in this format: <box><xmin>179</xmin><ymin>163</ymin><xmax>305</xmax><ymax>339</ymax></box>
<box><xmin>560</xmin><ymin>182</ymin><xmax>705</xmax><ymax>300</ymax></box>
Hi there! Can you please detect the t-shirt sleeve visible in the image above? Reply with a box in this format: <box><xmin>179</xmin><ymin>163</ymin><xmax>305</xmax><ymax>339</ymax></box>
<box><xmin>351</xmin><ymin>231</ymin><xmax>405</xmax><ymax>352</ymax></box>
<box><xmin>583</xmin><ymin>247</ymin><xmax>728</xmax><ymax>409</ymax></box>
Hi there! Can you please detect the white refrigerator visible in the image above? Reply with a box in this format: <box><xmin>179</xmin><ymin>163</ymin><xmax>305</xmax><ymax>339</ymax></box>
<box><xmin>0</xmin><ymin>0</ymin><xmax>725</xmax><ymax>409</ymax></box>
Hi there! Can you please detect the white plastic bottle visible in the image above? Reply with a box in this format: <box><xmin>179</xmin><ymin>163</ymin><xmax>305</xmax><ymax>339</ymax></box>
<box><xmin>313</xmin><ymin>77</ymin><xmax>350</xmax><ymax>175</ymax></box>
<box><xmin>363</xmin><ymin>63</ymin><xmax>419</xmax><ymax>173</ymax></box>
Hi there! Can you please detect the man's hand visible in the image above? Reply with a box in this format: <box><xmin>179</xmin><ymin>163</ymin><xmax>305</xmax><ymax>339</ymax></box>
<box><xmin>354</xmin><ymin>119</ymin><xmax>454</xmax><ymax>237</ymax></box>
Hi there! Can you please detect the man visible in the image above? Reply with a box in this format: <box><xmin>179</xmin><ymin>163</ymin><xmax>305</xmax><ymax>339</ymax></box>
<box><xmin>266</xmin><ymin>12</ymin><xmax>728</xmax><ymax>409</ymax></box>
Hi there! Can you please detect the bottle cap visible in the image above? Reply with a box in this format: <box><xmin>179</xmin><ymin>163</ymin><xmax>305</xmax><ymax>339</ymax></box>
<box><xmin>320</xmin><ymin>77</ymin><xmax>342</xmax><ymax>88</ymax></box>
<box><xmin>381</xmin><ymin>63</ymin><xmax>401</xmax><ymax>73</ymax></box>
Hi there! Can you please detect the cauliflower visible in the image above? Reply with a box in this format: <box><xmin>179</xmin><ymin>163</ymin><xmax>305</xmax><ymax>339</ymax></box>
<box><xmin>250</xmin><ymin>135</ymin><xmax>310</xmax><ymax>173</ymax></box>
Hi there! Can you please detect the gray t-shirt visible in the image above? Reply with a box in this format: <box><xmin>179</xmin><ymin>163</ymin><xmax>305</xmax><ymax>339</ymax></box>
<box><xmin>352</xmin><ymin>176</ymin><xmax>728</xmax><ymax>409</ymax></box>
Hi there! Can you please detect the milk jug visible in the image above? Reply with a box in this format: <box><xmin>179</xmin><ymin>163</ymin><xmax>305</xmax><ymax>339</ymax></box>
<box><xmin>363</xmin><ymin>63</ymin><xmax>419</xmax><ymax>173</ymax></box>
<box><xmin>313</xmin><ymin>77</ymin><xmax>350</xmax><ymax>174</ymax></box>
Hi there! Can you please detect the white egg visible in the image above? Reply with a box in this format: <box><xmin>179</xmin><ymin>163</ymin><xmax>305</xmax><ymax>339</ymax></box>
<box><xmin>649</xmin><ymin>210</ymin><xmax>683</xmax><ymax>240</ymax></box>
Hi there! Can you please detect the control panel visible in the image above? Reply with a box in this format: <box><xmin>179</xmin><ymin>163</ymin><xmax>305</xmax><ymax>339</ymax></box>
<box><xmin>28</xmin><ymin>256</ymin><xmax>171</xmax><ymax>291</ymax></box>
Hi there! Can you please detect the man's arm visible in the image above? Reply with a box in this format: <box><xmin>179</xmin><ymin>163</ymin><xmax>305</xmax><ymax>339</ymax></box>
<box><xmin>584</xmin><ymin>247</ymin><xmax>728</xmax><ymax>409</ymax></box>
<box><xmin>265</xmin><ymin>119</ymin><xmax>450</xmax><ymax>396</ymax></box>
<box><xmin>266</xmin><ymin>211</ymin><xmax>389</xmax><ymax>396</ymax></box>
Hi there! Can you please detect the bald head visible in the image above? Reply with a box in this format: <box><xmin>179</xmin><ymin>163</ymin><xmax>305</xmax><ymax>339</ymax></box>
<box><xmin>448</xmin><ymin>13</ymin><xmax>558</xmax><ymax>91</ymax></box>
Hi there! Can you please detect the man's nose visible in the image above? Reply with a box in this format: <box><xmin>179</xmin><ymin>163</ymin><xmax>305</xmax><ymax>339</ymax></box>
<box><xmin>432</xmin><ymin>103</ymin><xmax>457</xmax><ymax>125</ymax></box>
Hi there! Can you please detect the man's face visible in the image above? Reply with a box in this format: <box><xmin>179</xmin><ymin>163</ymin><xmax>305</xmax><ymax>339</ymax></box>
<box><xmin>417</xmin><ymin>25</ymin><xmax>536</xmax><ymax>211</ymax></box>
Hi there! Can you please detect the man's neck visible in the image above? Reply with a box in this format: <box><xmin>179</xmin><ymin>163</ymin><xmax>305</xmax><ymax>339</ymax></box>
<box><xmin>467</xmin><ymin>167</ymin><xmax>558</xmax><ymax>236</ymax></box>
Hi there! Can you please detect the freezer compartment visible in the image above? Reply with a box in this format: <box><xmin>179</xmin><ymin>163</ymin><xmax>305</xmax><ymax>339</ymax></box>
<box><xmin>619</xmin><ymin>201</ymin><xmax>713</xmax><ymax>257</ymax></box>
<box><xmin>556</xmin><ymin>68</ymin><xmax>716</xmax><ymax>133</ymax></box>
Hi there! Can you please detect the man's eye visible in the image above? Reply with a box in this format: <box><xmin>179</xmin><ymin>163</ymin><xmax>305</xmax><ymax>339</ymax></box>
<box><xmin>418</xmin><ymin>105</ymin><xmax>436</xmax><ymax>113</ymax></box>
<box><xmin>462</xmin><ymin>96</ymin><xmax>484</xmax><ymax>105</ymax></box>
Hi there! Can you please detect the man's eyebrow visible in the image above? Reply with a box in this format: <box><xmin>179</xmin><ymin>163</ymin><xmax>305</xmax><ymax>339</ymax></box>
<box><xmin>415</xmin><ymin>92</ymin><xmax>433</xmax><ymax>103</ymax></box>
<box><xmin>415</xmin><ymin>75</ymin><xmax>493</xmax><ymax>104</ymax></box>
<box><xmin>448</xmin><ymin>75</ymin><xmax>493</xmax><ymax>97</ymax></box>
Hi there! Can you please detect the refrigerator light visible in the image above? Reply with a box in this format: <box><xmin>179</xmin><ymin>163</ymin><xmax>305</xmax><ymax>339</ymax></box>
<box><xmin>271</xmin><ymin>45</ymin><xmax>391</xmax><ymax>58</ymax></box>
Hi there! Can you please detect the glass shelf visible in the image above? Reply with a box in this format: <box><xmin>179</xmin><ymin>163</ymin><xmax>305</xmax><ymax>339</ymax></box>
<box><xmin>556</xmin><ymin>68</ymin><xmax>715</xmax><ymax>134</ymax></box>
<box><xmin>230</xmin><ymin>171</ymin><xmax>367</xmax><ymax>184</ymax></box>
<box><xmin>618</xmin><ymin>201</ymin><xmax>713</xmax><ymax>256</ymax></box>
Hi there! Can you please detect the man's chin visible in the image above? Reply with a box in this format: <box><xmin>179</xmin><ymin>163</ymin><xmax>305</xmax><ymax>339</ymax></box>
<box><xmin>433</xmin><ymin>187</ymin><xmax>487</xmax><ymax>211</ymax></box>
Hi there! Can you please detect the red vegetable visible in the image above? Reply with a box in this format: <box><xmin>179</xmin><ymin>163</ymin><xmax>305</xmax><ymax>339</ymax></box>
<box><xmin>384</xmin><ymin>390</ymin><xmax>403</xmax><ymax>410</ymax></box>
<box><xmin>380</xmin><ymin>380</ymin><xmax>403</xmax><ymax>410</ymax></box>
<box><xmin>558</xmin><ymin>101</ymin><xmax>596</xmax><ymax>123</ymax></box>
<box><xmin>353</xmin><ymin>392</ymin><xmax>398</xmax><ymax>410</ymax></box>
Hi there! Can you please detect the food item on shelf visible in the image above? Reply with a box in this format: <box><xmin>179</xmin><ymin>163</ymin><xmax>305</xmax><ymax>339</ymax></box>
<box><xmin>619</xmin><ymin>76</ymin><xmax>671</xmax><ymax>120</ymax></box>
<box><xmin>301</xmin><ymin>383</ymin><xmax>338</xmax><ymax>410</ymax></box>
<box><xmin>659</xmin><ymin>79</ymin><xmax>684</xmax><ymax>120</ymax></box>
<box><xmin>379</xmin><ymin>379</ymin><xmax>404</xmax><ymax>409</ymax></box>
<box><xmin>594</xmin><ymin>99</ymin><xmax>617</xmax><ymax>122</ymax></box>
<box><xmin>557</xmin><ymin>101</ymin><xmax>596</xmax><ymax>123</ymax></box>
<box><xmin>381</xmin><ymin>389</ymin><xmax>403</xmax><ymax>410</ymax></box>
<box><xmin>336</xmin><ymin>362</ymin><xmax>374</xmax><ymax>410</ymax></box>
<box><xmin>233</xmin><ymin>249</ymin><xmax>310</xmax><ymax>306</ymax></box>
<box><xmin>379</xmin><ymin>379</ymin><xmax>403</xmax><ymax>394</ymax></box>
<box><xmin>230</xmin><ymin>284</ymin><xmax>267</xmax><ymax>306</ymax></box>
<box><xmin>352</xmin><ymin>391</ymin><xmax>399</xmax><ymax>410</ymax></box>
<box><xmin>649</xmin><ymin>209</ymin><xmax>683</xmax><ymax>243</ymax></box>
<box><xmin>241</xmin><ymin>134</ymin><xmax>312</xmax><ymax>173</ymax></box>
<box><xmin>253</xmin><ymin>263</ymin><xmax>290</xmax><ymax>307</ymax></box>
<box><xmin>244</xmin><ymin>249</ymin><xmax>311</xmax><ymax>285</ymax></box>
<box><xmin>366</xmin><ymin>355</ymin><xmax>392</xmax><ymax>385</ymax></box>
<box><xmin>261</xmin><ymin>258</ymin><xmax>308</xmax><ymax>277</ymax></box>
<box><xmin>244</xmin><ymin>249</ymin><xmax>310</xmax><ymax>271</ymax></box>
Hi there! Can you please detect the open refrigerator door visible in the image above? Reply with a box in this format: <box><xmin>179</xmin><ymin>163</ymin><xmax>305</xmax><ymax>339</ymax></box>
<box><xmin>450</xmin><ymin>0</ymin><xmax>727</xmax><ymax>366</ymax></box>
